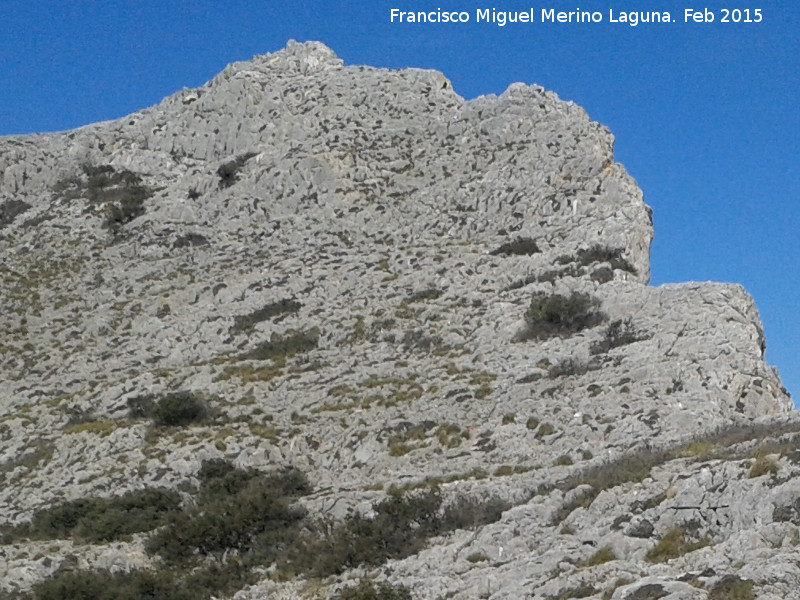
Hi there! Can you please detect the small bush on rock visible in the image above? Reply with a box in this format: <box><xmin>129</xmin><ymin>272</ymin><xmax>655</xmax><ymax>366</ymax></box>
<box><xmin>240</xmin><ymin>328</ymin><xmax>319</xmax><ymax>361</ymax></box>
<box><xmin>645</xmin><ymin>526</ymin><xmax>710</xmax><ymax>563</ymax></box>
<box><xmin>583</xmin><ymin>545</ymin><xmax>616</xmax><ymax>566</ymax></box>
<box><xmin>217</xmin><ymin>152</ymin><xmax>257</xmax><ymax>188</ymax></box>
<box><xmin>570</xmin><ymin>245</ymin><xmax>637</xmax><ymax>274</ymax></box>
<box><xmin>517</xmin><ymin>291</ymin><xmax>604</xmax><ymax>341</ymax></box>
<box><xmin>748</xmin><ymin>453</ymin><xmax>779</xmax><ymax>478</ymax></box>
<box><xmin>82</xmin><ymin>164</ymin><xmax>152</xmax><ymax>233</ymax></box>
<box><xmin>128</xmin><ymin>391</ymin><xmax>209</xmax><ymax>427</ymax></box>
<box><xmin>288</xmin><ymin>488</ymin><xmax>507</xmax><ymax>577</ymax></box>
<box><xmin>623</xmin><ymin>584</ymin><xmax>668</xmax><ymax>600</ymax></box>
<box><xmin>0</xmin><ymin>199</ymin><xmax>31</xmax><ymax>229</ymax></box>
<box><xmin>590</xmin><ymin>318</ymin><xmax>649</xmax><ymax>355</ymax></box>
<box><xmin>331</xmin><ymin>581</ymin><xmax>412</xmax><ymax>600</ymax></box>
<box><xmin>708</xmin><ymin>575</ymin><xmax>754</xmax><ymax>600</ymax></box>
<box><xmin>231</xmin><ymin>299</ymin><xmax>302</xmax><ymax>334</ymax></box>
<box><xmin>30</xmin><ymin>569</ymin><xmax>188</xmax><ymax>600</ymax></box>
<box><xmin>490</xmin><ymin>237</ymin><xmax>540</xmax><ymax>256</ymax></box>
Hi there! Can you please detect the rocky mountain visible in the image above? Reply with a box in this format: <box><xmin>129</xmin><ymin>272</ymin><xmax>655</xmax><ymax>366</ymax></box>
<box><xmin>1</xmin><ymin>41</ymin><xmax>798</xmax><ymax>600</ymax></box>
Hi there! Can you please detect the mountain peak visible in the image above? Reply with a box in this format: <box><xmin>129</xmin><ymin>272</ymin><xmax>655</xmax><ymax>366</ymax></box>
<box><xmin>0</xmin><ymin>42</ymin><xmax>796</xmax><ymax>600</ymax></box>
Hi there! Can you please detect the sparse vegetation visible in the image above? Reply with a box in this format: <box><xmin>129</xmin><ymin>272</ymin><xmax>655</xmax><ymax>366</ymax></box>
<box><xmin>546</xmin><ymin>583</ymin><xmax>599</xmax><ymax>599</ymax></box>
<box><xmin>708</xmin><ymin>575</ymin><xmax>754</xmax><ymax>600</ymax></box>
<box><xmin>622</xmin><ymin>584</ymin><xmax>668</xmax><ymax>600</ymax></box>
<box><xmin>517</xmin><ymin>291</ymin><xmax>605</xmax><ymax>341</ymax></box>
<box><xmin>582</xmin><ymin>545</ymin><xmax>616</xmax><ymax>567</ymax></box>
<box><xmin>645</xmin><ymin>526</ymin><xmax>710</xmax><ymax>563</ymax></box>
<box><xmin>231</xmin><ymin>299</ymin><xmax>302</xmax><ymax>334</ymax></box>
<box><xmin>240</xmin><ymin>328</ymin><xmax>319</xmax><ymax>361</ymax></box>
<box><xmin>217</xmin><ymin>152</ymin><xmax>257</xmax><ymax>188</ymax></box>
<box><xmin>590</xmin><ymin>318</ymin><xmax>649</xmax><ymax>355</ymax></box>
<box><xmin>127</xmin><ymin>391</ymin><xmax>209</xmax><ymax>427</ymax></box>
<box><xmin>173</xmin><ymin>231</ymin><xmax>208</xmax><ymax>248</ymax></box>
<box><xmin>748</xmin><ymin>453</ymin><xmax>779</xmax><ymax>478</ymax></box>
<box><xmin>405</xmin><ymin>287</ymin><xmax>442</xmax><ymax>303</ymax></box>
<box><xmin>490</xmin><ymin>237</ymin><xmax>540</xmax><ymax>256</ymax></box>
<box><xmin>436</xmin><ymin>423</ymin><xmax>468</xmax><ymax>448</ymax></box>
<box><xmin>62</xmin><ymin>419</ymin><xmax>121</xmax><ymax>437</ymax></box>
<box><xmin>548</xmin><ymin>357</ymin><xmax>595</xmax><ymax>379</ymax></box>
<box><xmin>331</xmin><ymin>581</ymin><xmax>412</xmax><ymax>600</ymax></box>
<box><xmin>51</xmin><ymin>164</ymin><xmax>153</xmax><ymax>234</ymax></box>
<box><xmin>535</xmin><ymin>422</ymin><xmax>556</xmax><ymax>438</ymax></box>
<box><xmin>466</xmin><ymin>551</ymin><xmax>490</xmax><ymax>563</ymax></box>
<box><xmin>0</xmin><ymin>199</ymin><xmax>31</xmax><ymax>229</ymax></box>
<box><xmin>601</xmin><ymin>578</ymin><xmax>634</xmax><ymax>600</ymax></box>
<box><xmin>564</xmin><ymin>245</ymin><xmax>637</xmax><ymax>275</ymax></box>
<box><xmin>554</xmin><ymin>454</ymin><xmax>573</xmax><ymax>466</ymax></box>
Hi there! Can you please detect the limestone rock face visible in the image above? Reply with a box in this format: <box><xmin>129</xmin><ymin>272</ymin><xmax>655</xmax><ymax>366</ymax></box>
<box><xmin>0</xmin><ymin>41</ymin><xmax>797</xmax><ymax>599</ymax></box>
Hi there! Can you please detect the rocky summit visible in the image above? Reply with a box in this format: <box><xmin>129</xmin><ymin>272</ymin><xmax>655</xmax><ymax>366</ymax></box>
<box><xmin>0</xmin><ymin>41</ymin><xmax>798</xmax><ymax>600</ymax></box>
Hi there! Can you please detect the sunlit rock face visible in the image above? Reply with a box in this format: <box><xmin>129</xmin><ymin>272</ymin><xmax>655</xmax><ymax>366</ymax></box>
<box><xmin>0</xmin><ymin>41</ymin><xmax>795</xmax><ymax>600</ymax></box>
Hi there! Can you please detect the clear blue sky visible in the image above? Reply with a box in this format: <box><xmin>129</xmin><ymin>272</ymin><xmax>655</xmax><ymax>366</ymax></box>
<box><xmin>2</xmin><ymin>1</ymin><xmax>798</xmax><ymax>402</ymax></box>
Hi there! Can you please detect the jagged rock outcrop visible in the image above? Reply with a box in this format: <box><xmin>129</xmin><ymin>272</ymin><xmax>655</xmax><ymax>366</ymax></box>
<box><xmin>0</xmin><ymin>41</ymin><xmax>797</xmax><ymax>600</ymax></box>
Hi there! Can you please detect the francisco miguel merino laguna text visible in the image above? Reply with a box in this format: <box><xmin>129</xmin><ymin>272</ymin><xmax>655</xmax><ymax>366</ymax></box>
<box><xmin>390</xmin><ymin>8</ymin><xmax>676</xmax><ymax>26</ymax></box>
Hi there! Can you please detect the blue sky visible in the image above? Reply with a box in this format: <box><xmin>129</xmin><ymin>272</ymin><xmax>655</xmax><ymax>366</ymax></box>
<box><xmin>2</xmin><ymin>1</ymin><xmax>798</xmax><ymax>402</ymax></box>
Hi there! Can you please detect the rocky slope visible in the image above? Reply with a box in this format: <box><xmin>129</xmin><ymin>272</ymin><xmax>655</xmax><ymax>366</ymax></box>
<box><xmin>1</xmin><ymin>41</ymin><xmax>798</xmax><ymax>600</ymax></box>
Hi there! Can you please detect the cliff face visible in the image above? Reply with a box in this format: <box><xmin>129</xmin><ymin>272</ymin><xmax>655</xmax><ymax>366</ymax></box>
<box><xmin>1</xmin><ymin>41</ymin><xmax>797</xmax><ymax>600</ymax></box>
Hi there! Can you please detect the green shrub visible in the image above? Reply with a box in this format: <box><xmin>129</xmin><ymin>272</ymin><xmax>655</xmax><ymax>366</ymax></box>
<box><xmin>547</xmin><ymin>583</ymin><xmax>599</xmax><ymax>599</ymax></box>
<box><xmin>30</xmin><ymin>569</ymin><xmax>188</xmax><ymax>600</ymax></box>
<box><xmin>128</xmin><ymin>391</ymin><xmax>208</xmax><ymax>427</ymax></box>
<box><xmin>436</xmin><ymin>423</ymin><xmax>467</xmax><ymax>448</ymax></box>
<box><xmin>156</xmin><ymin>391</ymin><xmax>207</xmax><ymax>427</ymax></box>
<box><xmin>601</xmin><ymin>578</ymin><xmax>635</xmax><ymax>600</ymax></box>
<box><xmin>490</xmin><ymin>237</ymin><xmax>540</xmax><ymax>256</ymax></box>
<box><xmin>240</xmin><ymin>329</ymin><xmax>319</xmax><ymax>361</ymax></box>
<box><xmin>29</xmin><ymin>563</ymin><xmax>252</xmax><ymax>600</ymax></box>
<box><xmin>231</xmin><ymin>299</ymin><xmax>302</xmax><ymax>334</ymax></box>
<box><xmin>748</xmin><ymin>453</ymin><xmax>779</xmax><ymax>478</ymax></box>
<box><xmin>440</xmin><ymin>494</ymin><xmax>509</xmax><ymax>531</ymax></box>
<box><xmin>568</xmin><ymin>245</ymin><xmax>637</xmax><ymax>274</ymax></box>
<box><xmin>548</xmin><ymin>358</ymin><xmax>593</xmax><ymax>379</ymax></box>
<box><xmin>526</xmin><ymin>416</ymin><xmax>540</xmax><ymax>430</ymax></box>
<box><xmin>645</xmin><ymin>526</ymin><xmax>710</xmax><ymax>563</ymax></box>
<box><xmin>466</xmin><ymin>551</ymin><xmax>489</xmax><ymax>563</ymax></box>
<box><xmin>20</xmin><ymin>488</ymin><xmax>181</xmax><ymax>543</ymax></box>
<box><xmin>708</xmin><ymin>575</ymin><xmax>754</xmax><ymax>600</ymax></box>
<box><xmin>554</xmin><ymin>454</ymin><xmax>573</xmax><ymax>466</ymax></box>
<box><xmin>217</xmin><ymin>153</ymin><xmax>257</xmax><ymax>188</ymax></box>
<box><xmin>583</xmin><ymin>545</ymin><xmax>616</xmax><ymax>566</ymax></box>
<box><xmin>518</xmin><ymin>291</ymin><xmax>604</xmax><ymax>341</ymax></box>
<box><xmin>590</xmin><ymin>318</ymin><xmax>648</xmax><ymax>355</ymax></box>
<box><xmin>331</xmin><ymin>581</ymin><xmax>412</xmax><ymax>600</ymax></box>
<box><xmin>147</xmin><ymin>461</ymin><xmax>310</xmax><ymax>565</ymax></box>
<box><xmin>73</xmin><ymin>164</ymin><xmax>153</xmax><ymax>233</ymax></box>
<box><xmin>102</xmin><ymin>189</ymin><xmax>147</xmax><ymax>231</ymax></box>
<box><xmin>622</xmin><ymin>584</ymin><xmax>668</xmax><ymax>600</ymax></box>
<box><xmin>550</xmin><ymin>486</ymin><xmax>598</xmax><ymax>526</ymax></box>
<box><xmin>0</xmin><ymin>199</ymin><xmax>31</xmax><ymax>229</ymax></box>
<box><xmin>535</xmin><ymin>422</ymin><xmax>556</xmax><ymax>438</ymax></box>
<box><xmin>288</xmin><ymin>488</ymin><xmax>507</xmax><ymax>577</ymax></box>
<box><xmin>173</xmin><ymin>232</ymin><xmax>208</xmax><ymax>248</ymax></box>
<box><xmin>405</xmin><ymin>288</ymin><xmax>442</xmax><ymax>303</ymax></box>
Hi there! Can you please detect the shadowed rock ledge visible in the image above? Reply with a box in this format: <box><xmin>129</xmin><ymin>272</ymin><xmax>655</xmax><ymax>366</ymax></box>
<box><xmin>0</xmin><ymin>41</ymin><xmax>796</xmax><ymax>600</ymax></box>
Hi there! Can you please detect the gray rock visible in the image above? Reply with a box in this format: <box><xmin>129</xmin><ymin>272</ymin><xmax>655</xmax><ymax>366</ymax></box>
<box><xmin>0</xmin><ymin>40</ymin><xmax>797</xmax><ymax>599</ymax></box>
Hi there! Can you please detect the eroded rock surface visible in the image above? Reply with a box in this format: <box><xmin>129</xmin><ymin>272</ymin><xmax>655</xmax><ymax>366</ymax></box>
<box><xmin>0</xmin><ymin>41</ymin><xmax>796</xmax><ymax>599</ymax></box>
